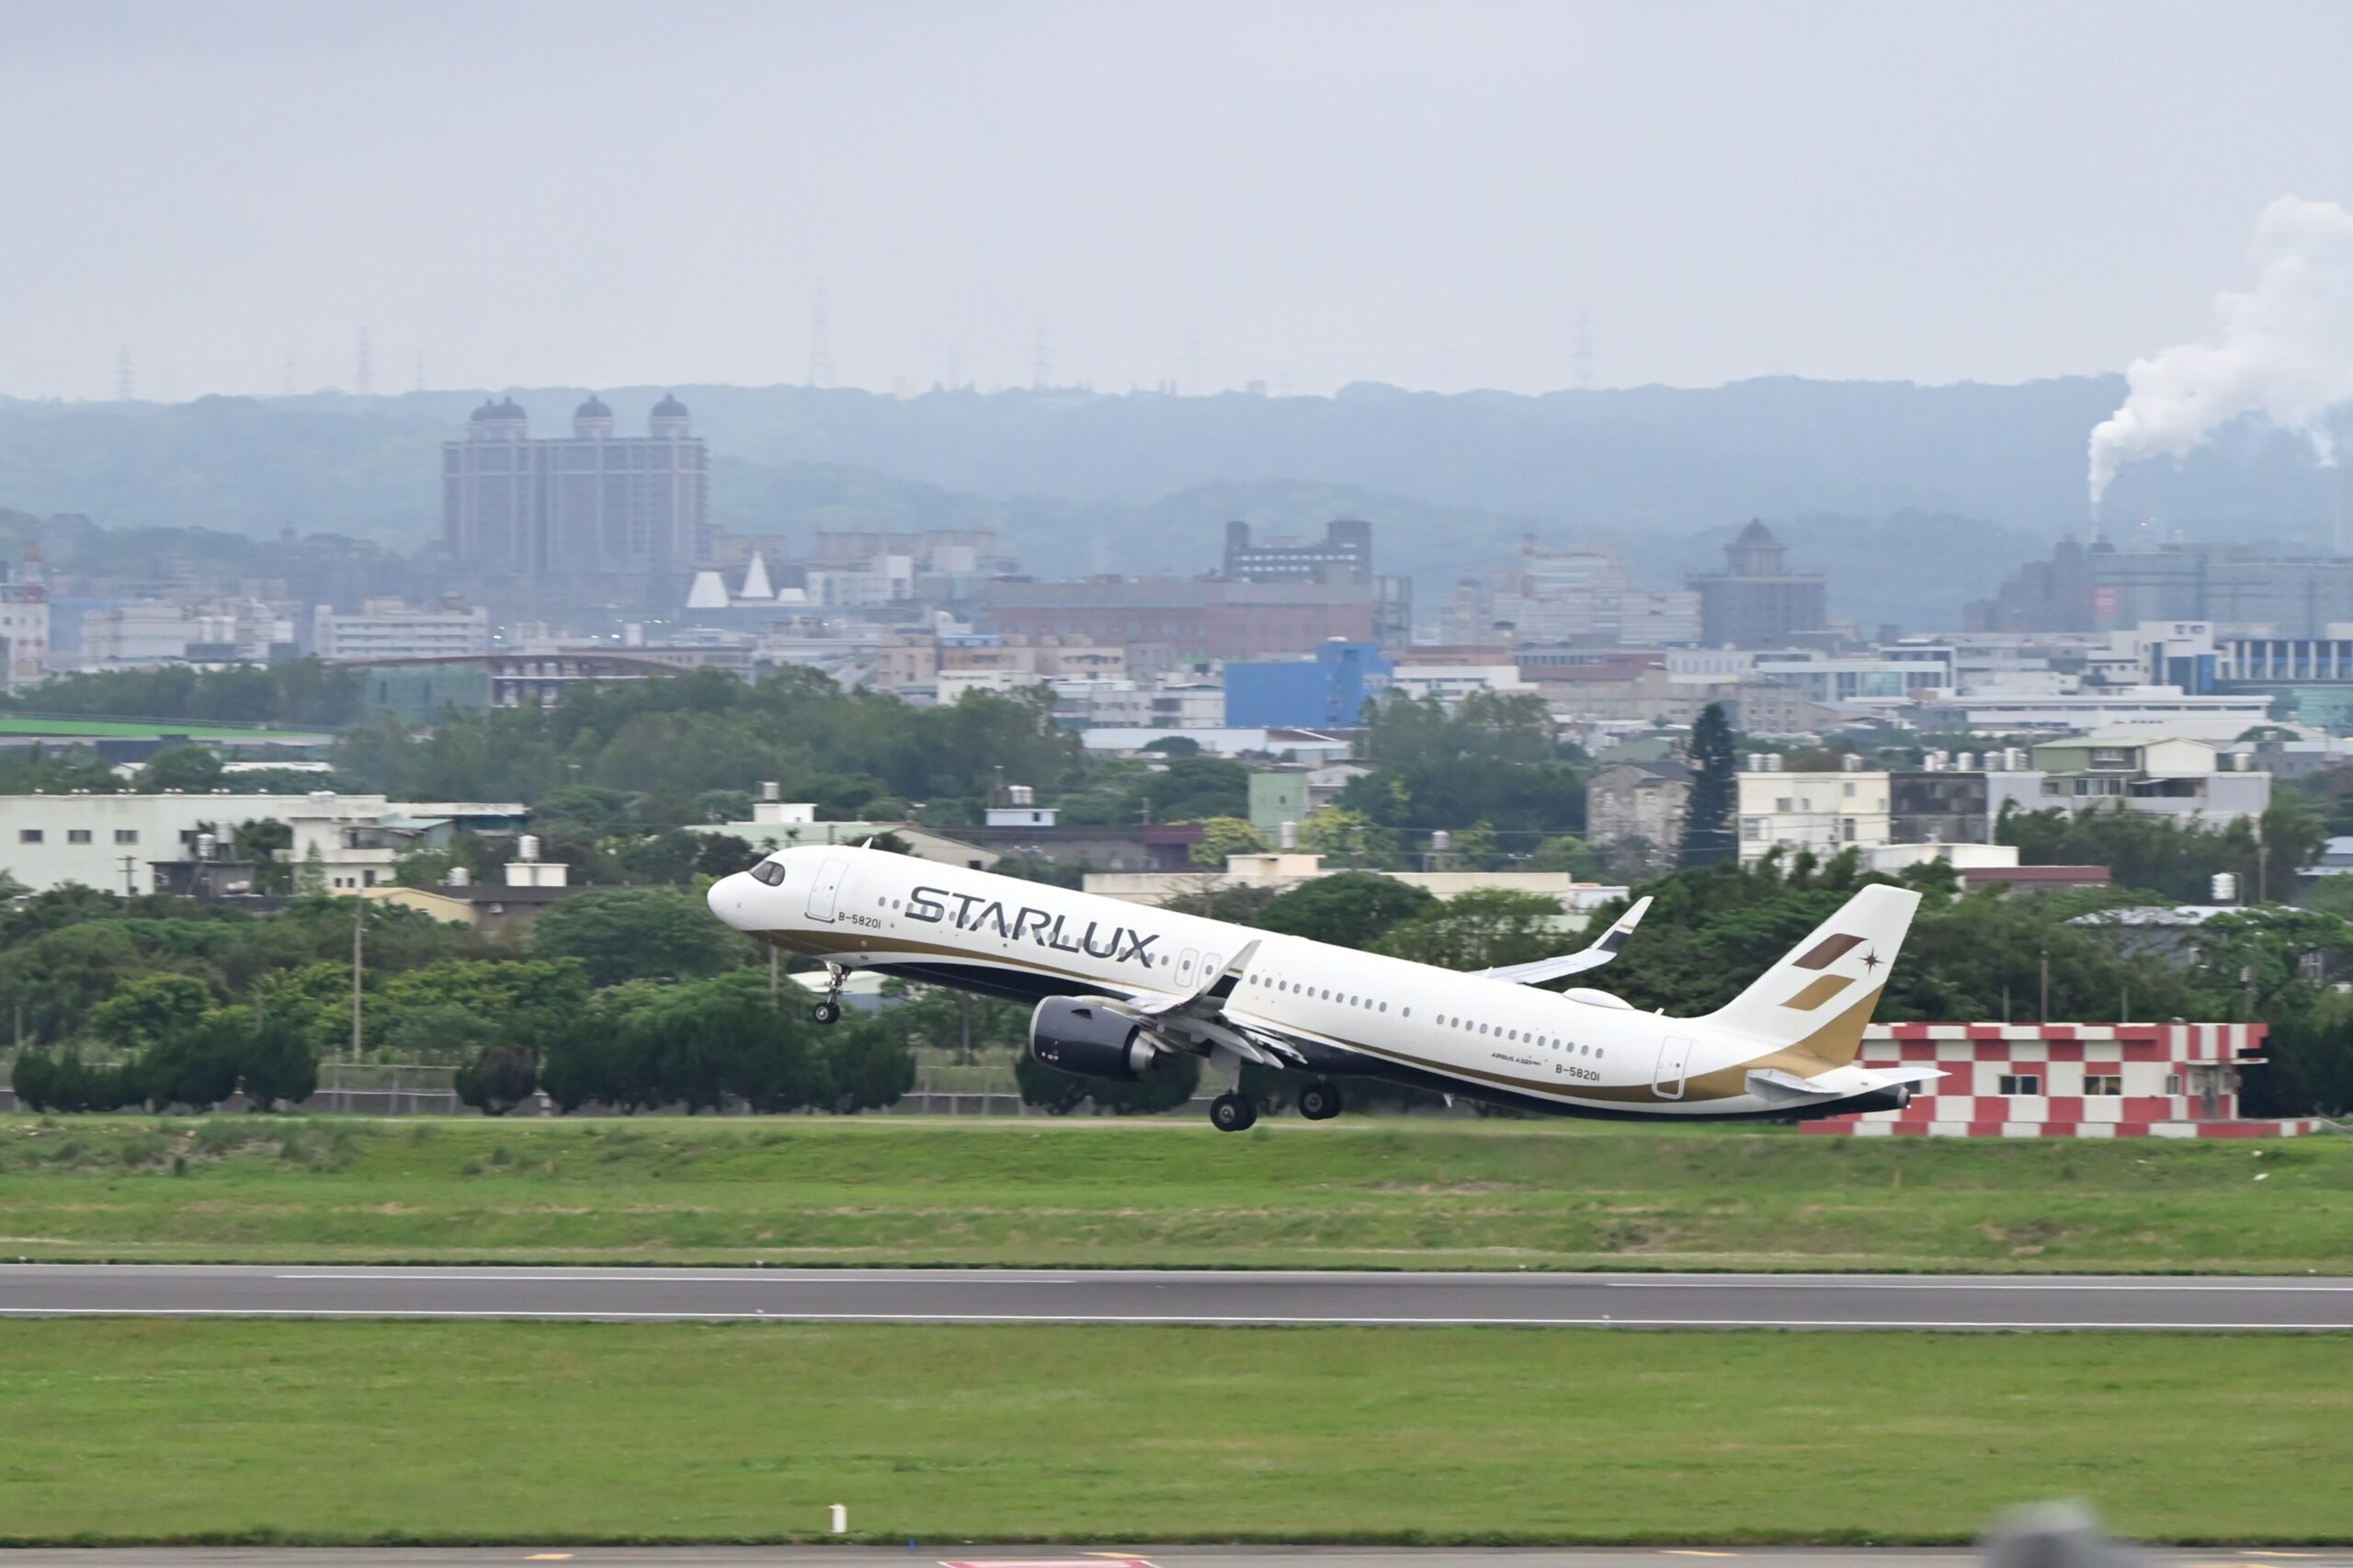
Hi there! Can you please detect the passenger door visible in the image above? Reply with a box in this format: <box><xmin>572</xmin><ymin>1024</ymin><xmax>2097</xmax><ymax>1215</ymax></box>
<box><xmin>805</xmin><ymin>857</ymin><xmax>849</xmax><ymax>923</ymax></box>
<box><xmin>1652</xmin><ymin>1035</ymin><xmax>1694</xmax><ymax>1101</ymax></box>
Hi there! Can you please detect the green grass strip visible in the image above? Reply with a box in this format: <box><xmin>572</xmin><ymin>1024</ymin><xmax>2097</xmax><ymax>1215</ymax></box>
<box><xmin>0</xmin><ymin>1320</ymin><xmax>2347</xmax><ymax>1545</ymax></box>
<box><xmin>0</xmin><ymin>1114</ymin><xmax>2346</xmax><ymax>1273</ymax></box>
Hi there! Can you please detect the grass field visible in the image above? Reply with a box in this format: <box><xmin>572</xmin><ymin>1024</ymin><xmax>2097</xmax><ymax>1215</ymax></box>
<box><xmin>0</xmin><ymin>716</ymin><xmax>331</xmax><ymax>741</ymax></box>
<box><xmin>1</xmin><ymin>1113</ymin><xmax>2347</xmax><ymax>1272</ymax></box>
<box><xmin>0</xmin><ymin>1319</ymin><xmax>2347</xmax><ymax>1544</ymax></box>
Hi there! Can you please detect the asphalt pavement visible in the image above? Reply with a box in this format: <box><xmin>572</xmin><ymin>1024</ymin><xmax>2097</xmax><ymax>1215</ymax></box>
<box><xmin>3</xmin><ymin>1264</ymin><xmax>2350</xmax><ymax>1329</ymax></box>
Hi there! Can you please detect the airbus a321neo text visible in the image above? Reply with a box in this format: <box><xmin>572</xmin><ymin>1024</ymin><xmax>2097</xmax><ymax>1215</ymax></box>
<box><xmin>707</xmin><ymin>845</ymin><xmax>1933</xmax><ymax>1131</ymax></box>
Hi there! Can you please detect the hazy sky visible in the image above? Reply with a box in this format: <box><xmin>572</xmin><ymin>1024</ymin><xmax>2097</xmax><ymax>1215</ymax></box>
<box><xmin>6</xmin><ymin>0</ymin><xmax>2353</xmax><ymax>402</ymax></box>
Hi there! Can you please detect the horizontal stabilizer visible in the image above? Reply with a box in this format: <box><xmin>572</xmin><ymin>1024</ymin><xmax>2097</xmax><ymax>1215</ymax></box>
<box><xmin>1747</xmin><ymin>1062</ymin><xmax>1945</xmax><ymax>1106</ymax></box>
<box><xmin>1472</xmin><ymin>895</ymin><xmax>1652</xmax><ymax>986</ymax></box>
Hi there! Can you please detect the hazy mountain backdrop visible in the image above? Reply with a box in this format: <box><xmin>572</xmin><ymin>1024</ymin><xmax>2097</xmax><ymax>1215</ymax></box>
<box><xmin>3</xmin><ymin>377</ymin><xmax>2346</xmax><ymax>633</ymax></box>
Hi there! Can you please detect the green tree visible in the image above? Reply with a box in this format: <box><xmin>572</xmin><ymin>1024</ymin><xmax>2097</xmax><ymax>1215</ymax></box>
<box><xmin>819</xmin><ymin>1021</ymin><xmax>916</xmax><ymax>1112</ymax></box>
<box><xmin>130</xmin><ymin>1011</ymin><xmax>243</xmax><ymax>1111</ymax></box>
<box><xmin>137</xmin><ymin>745</ymin><xmax>226</xmax><ymax>791</ymax></box>
<box><xmin>1254</xmin><ymin>870</ymin><xmax>1438</xmax><ymax>949</ymax></box>
<box><xmin>1371</xmin><ymin>889</ymin><xmax>1566</xmax><ymax>971</ymax></box>
<box><xmin>531</xmin><ymin>888</ymin><xmax>742</xmax><ymax>987</ymax></box>
<box><xmin>454</xmin><ymin>1042</ymin><xmax>540</xmax><ymax>1116</ymax></box>
<box><xmin>1529</xmin><ymin>835</ymin><xmax>1607</xmax><ymax>877</ymax></box>
<box><xmin>86</xmin><ymin>972</ymin><xmax>215</xmax><ymax>1054</ymax></box>
<box><xmin>1677</xmin><ymin>702</ymin><xmax>1737</xmax><ymax>869</ymax></box>
<box><xmin>1297</xmin><ymin>806</ymin><xmax>1402</xmax><ymax>868</ymax></box>
<box><xmin>293</xmin><ymin>843</ymin><xmax>329</xmax><ymax>895</ymax></box>
<box><xmin>239</xmin><ymin>1006</ymin><xmax>321</xmax><ymax>1110</ymax></box>
<box><xmin>1186</xmin><ymin>815</ymin><xmax>1270</xmax><ymax>868</ymax></box>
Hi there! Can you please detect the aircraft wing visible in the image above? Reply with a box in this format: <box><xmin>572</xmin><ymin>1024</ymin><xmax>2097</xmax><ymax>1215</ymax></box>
<box><xmin>1130</xmin><ymin>938</ymin><xmax>1260</xmax><ymax>1019</ymax></box>
<box><xmin>1117</xmin><ymin>940</ymin><xmax>1304</xmax><ymax>1067</ymax></box>
<box><xmin>1468</xmin><ymin>895</ymin><xmax>1652</xmax><ymax>986</ymax></box>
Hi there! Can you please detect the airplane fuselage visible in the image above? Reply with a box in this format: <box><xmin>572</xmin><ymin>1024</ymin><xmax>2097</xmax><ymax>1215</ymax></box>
<box><xmin>708</xmin><ymin>845</ymin><xmax>1898</xmax><ymax>1119</ymax></box>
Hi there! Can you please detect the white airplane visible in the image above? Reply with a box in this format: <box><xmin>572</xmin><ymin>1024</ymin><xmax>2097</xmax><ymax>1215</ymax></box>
<box><xmin>707</xmin><ymin>844</ymin><xmax>1937</xmax><ymax>1131</ymax></box>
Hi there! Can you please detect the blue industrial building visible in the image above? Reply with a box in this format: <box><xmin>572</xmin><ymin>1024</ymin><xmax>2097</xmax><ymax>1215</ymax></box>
<box><xmin>1222</xmin><ymin>642</ymin><xmax>1392</xmax><ymax>730</ymax></box>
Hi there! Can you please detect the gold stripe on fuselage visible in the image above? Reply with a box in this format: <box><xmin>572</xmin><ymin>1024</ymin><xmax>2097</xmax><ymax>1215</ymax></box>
<box><xmin>764</xmin><ymin>924</ymin><xmax>1889</xmax><ymax>1113</ymax></box>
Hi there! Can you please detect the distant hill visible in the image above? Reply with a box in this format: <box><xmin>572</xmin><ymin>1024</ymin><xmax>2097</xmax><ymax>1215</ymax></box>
<box><xmin>1</xmin><ymin>377</ymin><xmax>2343</xmax><ymax>633</ymax></box>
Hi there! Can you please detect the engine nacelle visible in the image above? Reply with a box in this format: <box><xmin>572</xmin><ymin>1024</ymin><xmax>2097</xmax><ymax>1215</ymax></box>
<box><xmin>1029</xmin><ymin>996</ymin><xmax>1162</xmax><ymax>1081</ymax></box>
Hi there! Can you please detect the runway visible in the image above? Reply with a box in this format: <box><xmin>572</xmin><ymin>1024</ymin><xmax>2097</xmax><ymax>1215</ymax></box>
<box><xmin>0</xmin><ymin>1547</ymin><xmax>2325</xmax><ymax>1568</ymax></box>
<box><xmin>3</xmin><ymin>1264</ymin><xmax>2350</xmax><ymax>1329</ymax></box>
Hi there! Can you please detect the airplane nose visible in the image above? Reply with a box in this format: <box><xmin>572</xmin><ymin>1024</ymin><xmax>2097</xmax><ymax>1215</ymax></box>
<box><xmin>707</xmin><ymin>873</ymin><xmax>745</xmax><ymax>928</ymax></box>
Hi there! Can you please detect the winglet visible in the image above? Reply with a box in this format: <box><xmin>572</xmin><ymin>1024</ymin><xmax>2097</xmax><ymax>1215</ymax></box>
<box><xmin>1132</xmin><ymin>938</ymin><xmax>1261</xmax><ymax>1017</ymax></box>
<box><xmin>1470</xmin><ymin>894</ymin><xmax>1653</xmax><ymax>986</ymax></box>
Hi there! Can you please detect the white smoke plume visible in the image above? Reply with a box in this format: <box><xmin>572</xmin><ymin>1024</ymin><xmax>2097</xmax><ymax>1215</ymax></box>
<box><xmin>2088</xmin><ymin>195</ymin><xmax>2353</xmax><ymax>506</ymax></box>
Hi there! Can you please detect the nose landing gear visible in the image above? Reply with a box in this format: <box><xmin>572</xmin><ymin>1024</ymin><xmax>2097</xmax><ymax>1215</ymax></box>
<box><xmin>811</xmin><ymin>963</ymin><xmax>848</xmax><ymax>1026</ymax></box>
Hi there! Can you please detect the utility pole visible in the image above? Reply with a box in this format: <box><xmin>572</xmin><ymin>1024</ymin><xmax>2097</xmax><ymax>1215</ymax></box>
<box><xmin>119</xmin><ymin>856</ymin><xmax>136</xmax><ymax>896</ymax></box>
<box><xmin>807</xmin><ymin>287</ymin><xmax>834</xmax><ymax>387</ymax></box>
<box><xmin>768</xmin><ymin>944</ymin><xmax>779</xmax><ymax>1006</ymax></box>
<box><xmin>350</xmin><ymin>893</ymin><xmax>365</xmax><ymax>1062</ymax></box>
<box><xmin>2039</xmin><ymin>949</ymin><xmax>2050</xmax><ymax>1023</ymax></box>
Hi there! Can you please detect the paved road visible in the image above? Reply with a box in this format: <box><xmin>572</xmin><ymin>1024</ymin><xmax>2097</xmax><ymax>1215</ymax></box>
<box><xmin>3</xmin><ymin>1265</ymin><xmax>2350</xmax><ymax>1329</ymax></box>
<box><xmin>0</xmin><ymin>1547</ymin><xmax>2323</xmax><ymax>1568</ymax></box>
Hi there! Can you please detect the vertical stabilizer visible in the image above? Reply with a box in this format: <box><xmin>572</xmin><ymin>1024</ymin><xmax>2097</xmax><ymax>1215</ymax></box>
<box><xmin>1700</xmin><ymin>884</ymin><xmax>1920</xmax><ymax>1069</ymax></box>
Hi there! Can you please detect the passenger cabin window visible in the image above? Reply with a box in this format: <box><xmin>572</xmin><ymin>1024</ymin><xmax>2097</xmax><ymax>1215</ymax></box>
<box><xmin>749</xmin><ymin>861</ymin><xmax>788</xmax><ymax>887</ymax></box>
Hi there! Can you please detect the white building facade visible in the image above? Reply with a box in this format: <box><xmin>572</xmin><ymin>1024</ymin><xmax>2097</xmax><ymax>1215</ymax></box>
<box><xmin>1736</xmin><ymin>756</ymin><xmax>1894</xmax><ymax>863</ymax></box>
<box><xmin>0</xmin><ymin>791</ymin><xmax>524</xmax><ymax>895</ymax></box>
<box><xmin>313</xmin><ymin>599</ymin><xmax>491</xmax><ymax>662</ymax></box>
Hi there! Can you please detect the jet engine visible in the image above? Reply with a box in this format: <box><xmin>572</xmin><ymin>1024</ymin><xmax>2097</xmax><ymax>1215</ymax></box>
<box><xmin>1029</xmin><ymin>996</ymin><xmax>1164</xmax><ymax>1081</ymax></box>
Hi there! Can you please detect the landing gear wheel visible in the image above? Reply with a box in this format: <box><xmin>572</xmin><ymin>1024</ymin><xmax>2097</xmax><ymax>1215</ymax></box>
<box><xmin>1210</xmin><ymin>1092</ymin><xmax>1258</xmax><ymax>1132</ymax></box>
<box><xmin>810</xmin><ymin>963</ymin><xmax>848</xmax><ymax>1026</ymax></box>
<box><xmin>1298</xmin><ymin>1080</ymin><xmax>1342</xmax><ymax>1120</ymax></box>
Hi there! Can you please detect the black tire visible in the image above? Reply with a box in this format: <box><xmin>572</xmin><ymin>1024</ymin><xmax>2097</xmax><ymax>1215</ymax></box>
<box><xmin>811</xmin><ymin>1001</ymin><xmax>841</xmax><ymax>1026</ymax></box>
<box><xmin>1210</xmin><ymin>1092</ymin><xmax>1257</xmax><ymax>1132</ymax></box>
<box><xmin>1299</xmin><ymin>1080</ymin><xmax>1342</xmax><ymax>1120</ymax></box>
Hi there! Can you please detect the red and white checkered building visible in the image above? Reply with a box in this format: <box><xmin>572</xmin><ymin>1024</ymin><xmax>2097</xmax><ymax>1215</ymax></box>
<box><xmin>1802</xmin><ymin>1021</ymin><xmax>2323</xmax><ymax>1138</ymax></box>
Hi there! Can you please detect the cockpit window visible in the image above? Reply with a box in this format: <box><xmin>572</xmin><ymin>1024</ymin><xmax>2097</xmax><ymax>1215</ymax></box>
<box><xmin>749</xmin><ymin>859</ymin><xmax>787</xmax><ymax>886</ymax></box>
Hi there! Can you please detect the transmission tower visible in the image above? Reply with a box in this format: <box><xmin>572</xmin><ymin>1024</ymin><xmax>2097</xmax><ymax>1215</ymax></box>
<box><xmin>114</xmin><ymin>346</ymin><xmax>133</xmax><ymax>403</ymax></box>
<box><xmin>1570</xmin><ymin>309</ymin><xmax>1597</xmax><ymax>390</ymax></box>
<box><xmin>282</xmin><ymin>351</ymin><xmax>297</xmax><ymax>396</ymax></box>
<box><xmin>354</xmin><ymin>328</ymin><xmax>373</xmax><ymax>395</ymax></box>
<box><xmin>806</xmin><ymin>288</ymin><xmax>834</xmax><ymax>387</ymax></box>
<box><xmin>1032</xmin><ymin>321</ymin><xmax>1051</xmax><ymax>390</ymax></box>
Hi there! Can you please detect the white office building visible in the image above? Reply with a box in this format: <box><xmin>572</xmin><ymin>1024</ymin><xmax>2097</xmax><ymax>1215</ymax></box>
<box><xmin>1736</xmin><ymin>756</ymin><xmax>1894</xmax><ymax>863</ymax></box>
<box><xmin>0</xmin><ymin>791</ymin><xmax>524</xmax><ymax>895</ymax></box>
<box><xmin>313</xmin><ymin>599</ymin><xmax>491</xmax><ymax>662</ymax></box>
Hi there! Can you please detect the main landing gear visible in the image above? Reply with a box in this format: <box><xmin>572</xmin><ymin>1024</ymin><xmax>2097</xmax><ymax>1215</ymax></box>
<box><xmin>1298</xmin><ymin>1080</ymin><xmax>1343</xmax><ymax>1121</ymax></box>
<box><xmin>811</xmin><ymin>963</ymin><xmax>847</xmax><ymax>1026</ymax></box>
<box><xmin>1209</xmin><ymin>1092</ymin><xmax>1257</xmax><ymax>1132</ymax></box>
